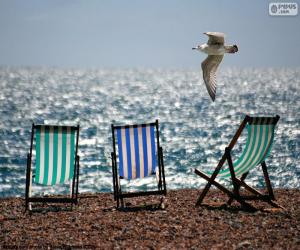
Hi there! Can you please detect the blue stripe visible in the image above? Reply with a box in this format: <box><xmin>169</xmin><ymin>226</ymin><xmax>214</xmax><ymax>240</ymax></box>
<box><xmin>142</xmin><ymin>127</ymin><xmax>148</xmax><ymax>176</ymax></box>
<box><xmin>150</xmin><ymin>126</ymin><xmax>156</xmax><ymax>174</ymax></box>
<box><xmin>117</xmin><ymin>129</ymin><xmax>124</xmax><ymax>178</ymax></box>
<box><xmin>125</xmin><ymin>128</ymin><xmax>132</xmax><ymax>179</ymax></box>
<box><xmin>134</xmin><ymin>127</ymin><xmax>140</xmax><ymax>178</ymax></box>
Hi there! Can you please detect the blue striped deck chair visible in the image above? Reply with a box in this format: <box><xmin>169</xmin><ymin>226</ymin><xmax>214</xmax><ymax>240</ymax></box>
<box><xmin>195</xmin><ymin>115</ymin><xmax>283</xmax><ymax>211</ymax></box>
<box><xmin>111</xmin><ymin>120</ymin><xmax>167</xmax><ymax>208</ymax></box>
<box><xmin>25</xmin><ymin>124</ymin><xmax>80</xmax><ymax>210</ymax></box>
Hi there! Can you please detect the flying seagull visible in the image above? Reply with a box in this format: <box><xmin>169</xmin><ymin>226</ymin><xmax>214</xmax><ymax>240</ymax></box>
<box><xmin>193</xmin><ymin>32</ymin><xmax>238</xmax><ymax>101</ymax></box>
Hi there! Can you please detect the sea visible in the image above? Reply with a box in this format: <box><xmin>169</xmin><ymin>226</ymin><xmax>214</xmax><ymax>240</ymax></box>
<box><xmin>0</xmin><ymin>67</ymin><xmax>299</xmax><ymax>198</ymax></box>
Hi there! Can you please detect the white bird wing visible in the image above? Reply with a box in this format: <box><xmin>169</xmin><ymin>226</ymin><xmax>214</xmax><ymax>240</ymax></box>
<box><xmin>204</xmin><ymin>32</ymin><xmax>225</xmax><ymax>45</ymax></box>
<box><xmin>201</xmin><ymin>55</ymin><xmax>224</xmax><ymax>101</ymax></box>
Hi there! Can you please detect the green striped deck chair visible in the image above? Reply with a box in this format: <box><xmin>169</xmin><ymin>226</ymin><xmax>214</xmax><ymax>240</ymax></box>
<box><xmin>111</xmin><ymin>120</ymin><xmax>167</xmax><ymax>208</ymax></box>
<box><xmin>195</xmin><ymin>115</ymin><xmax>282</xmax><ymax>211</ymax></box>
<box><xmin>25</xmin><ymin>124</ymin><xmax>80</xmax><ymax>210</ymax></box>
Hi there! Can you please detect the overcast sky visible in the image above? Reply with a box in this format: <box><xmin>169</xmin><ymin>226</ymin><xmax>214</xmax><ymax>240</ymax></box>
<box><xmin>0</xmin><ymin>0</ymin><xmax>299</xmax><ymax>69</ymax></box>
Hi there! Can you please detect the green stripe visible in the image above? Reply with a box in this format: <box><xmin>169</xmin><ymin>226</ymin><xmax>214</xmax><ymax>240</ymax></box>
<box><xmin>219</xmin><ymin>125</ymin><xmax>253</xmax><ymax>176</ymax></box>
<box><xmin>233</xmin><ymin>125</ymin><xmax>252</xmax><ymax>167</ymax></box>
<box><xmin>60</xmin><ymin>127</ymin><xmax>67</xmax><ymax>183</ymax></box>
<box><xmin>222</xmin><ymin>124</ymin><xmax>258</xmax><ymax>178</ymax></box>
<box><xmin>241</xmin><ymin>125</ymin><xmax>264</xmax><ymax>174</ymax></box>
<box><xmin>255</xmin><ymin>125</ymin><xmax>270</xmax><ymax>167</ymax></box>
<box><xmin>249</xmin><ymin>125</ymin><xmax>271</xmax><ymax>171</ymax></box>
<box><xmin>43</xmin><ymin>127</ymin><xmax>50</xmax><ymax>185</ymax></box>
<box><xmin>51</xmin><ymin>127</ymin><xmax>59</xmax><ymax>185</ymax></box>
<box><xmin>206</xmin><ymin>123</ymin><xmax>276</xmax><ymax>179</ymax></box>
<box><xmin>242</xmin><ymin>125</ymin><xmax>259</xmax><ymax>173</ymax></box>
<box><xmin>69</xmin><ymin>129</ymin><xmax>75</xmax><ymax>181</ymax></box>
<box><xmin>261</xmin><ymin>125</ymin><xmax>275</xmax><ymax>162</ymax></box>
<box><xmin>35</xmin><ymin>128</ymin><xmax>41</xmax><ymax>183</ymax></box>
<box><xmin>236</xmin><ymin>125</ymin><xmax>271</xmax><ymax>176</ymax></box>
<box><xmin>236</xmin><ymin>125</ymin><xmax>261</xmax><ymax>176</ymax></box>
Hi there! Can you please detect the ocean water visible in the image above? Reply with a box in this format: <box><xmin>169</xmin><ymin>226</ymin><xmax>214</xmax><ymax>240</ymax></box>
<box><xmin>0</xmin><ymin>67</ymin><xmax>299</xmax><ymax>198</ymax></box>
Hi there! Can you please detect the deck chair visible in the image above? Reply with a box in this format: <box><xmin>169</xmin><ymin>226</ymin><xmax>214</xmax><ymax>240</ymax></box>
<box><xmin>195</xmin><ymin>115</ymin><xmax>282</xmax><ymax>211</ymax></box>
<box><xmin>111</xmin><ymin>120</ymin><xmax>167</xmax><ymax>208</ymax></box>
<box><xmin>25</xmin><ymin>124</ymin><xmax>80</xmax><ymax>210</ymax></box>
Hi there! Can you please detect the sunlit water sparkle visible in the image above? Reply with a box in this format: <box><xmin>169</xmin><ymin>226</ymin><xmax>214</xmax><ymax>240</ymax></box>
<box><xmin>0</xmin><ymin>67</ymin><xmax>299</xmax><ymax>198</ymax></box>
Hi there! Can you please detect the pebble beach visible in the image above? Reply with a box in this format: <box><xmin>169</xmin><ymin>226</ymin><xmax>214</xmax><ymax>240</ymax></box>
<box><xmin>1</xmin><ymin>188</ymin><xmax>300</xmax><ymax>249</ymax></box>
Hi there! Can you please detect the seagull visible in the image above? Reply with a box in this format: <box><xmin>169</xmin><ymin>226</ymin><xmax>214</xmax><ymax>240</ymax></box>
<box><xmin>193</xmin><ymin>32</ymin><xmax>238</xmax><ymax>101</ymax></box>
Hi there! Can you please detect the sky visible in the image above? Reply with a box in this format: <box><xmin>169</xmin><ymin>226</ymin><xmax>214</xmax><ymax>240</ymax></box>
<box><xmin>0</xmin><ymin>0</ymin><xmax>299</xmax><ymax>69</ymax></box>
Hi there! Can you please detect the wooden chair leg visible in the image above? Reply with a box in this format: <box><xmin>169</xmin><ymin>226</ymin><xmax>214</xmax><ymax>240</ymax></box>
<box><xmin>231</xmin><ymin>176</ymin><xmax>240</xmax><ymax>200</ymax></box>
<box><xmin>25</xmin><ymin>153</ymin><xmax>32</xmax><ymax>211</ymax></box>
<box><xmin>225</xmin><ymin>150</ymin><xmax>256</xmax><ymax>211</ymax></box>
<box><xmin>75</xmin><ymin>156</ymin><xmax>80</xmax><ymax>202</ymax></box>
<box><xmin>195</xmin><ymin>154</ymin><xmax>228</xmax><ymax>206</ymax></box>
<box><xmin>227</xmin><ymin>172</ymin><xmax>248</xmax><ymax>205</ymax></box>
<box><xmin>116</xmin><ymin>195</ymin><xmax>120</xmax><ymax>208</ymax></box>
<box><xmin>196</xmin><ymin>180</ymin><xmax>213</xmax><ymax>206</ymax></box>
<box><xmin>195</xmin><ymin>167</ymin><xmax>221</xmax><ymax>206</ymax></box>
<box><xmin>227</xmin><ymin>149</ymin><xmax>241</xmax><ymax>204</ymax></box>
<box><xmin>234</xmin><ymin>177</ymin><xmax>283</xmax><ymax>209</ymax></box>
<box><xmin>194</xmin><ymin>169</ymin><xmax>256</xmax><ymax>211</ymax></box>
<box><xmin>116</xmin><ymin>177</ymin><xmax>124</xmax><ymax>208</ymax></box>
<box><xmin>159</xmin><ymin>147</ymin><xmax>167</xmax><ymax>194</ymax></box>
<box><xmin>261</xmin><ymin>161</ymin><xmax>275</xmax><ymax>200</ymax></box>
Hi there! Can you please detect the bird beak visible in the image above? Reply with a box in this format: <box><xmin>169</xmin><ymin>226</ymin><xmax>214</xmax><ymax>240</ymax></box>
<box><xmin>192</xmin><ymin>47</ymin><xmax>197</xmax><ymax>50</ymax></box>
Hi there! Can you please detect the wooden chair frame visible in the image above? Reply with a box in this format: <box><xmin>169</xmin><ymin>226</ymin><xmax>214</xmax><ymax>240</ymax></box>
<box><xmin>111</xmin><ymin>120</ymin><xmax>167</xmax><ymax>208</ymax></box>
<box><xmin>195</xmin><ymin>115</ymin><xmax>282</xmax><ymax>211</ymax></box>
<box><xmin>25</xmin><ymin>124</ymin><xmax>80</xmax><ymax>210</ymax></box>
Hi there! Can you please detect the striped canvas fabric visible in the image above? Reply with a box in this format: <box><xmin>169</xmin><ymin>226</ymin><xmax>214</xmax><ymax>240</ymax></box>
<box><xmin>34</xmin><ymin>126</ymin><xmax>76</xmax><ymax>186</ymax></box>
<box><xmin>116</xmin><ymin>125</ymin><xmax>157</xmax><ymax>180</ymax></box>
<box><xmin>212</xmin><ymin>118</ymin><xmax>277</xmax><ymax>178</ymax></box>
